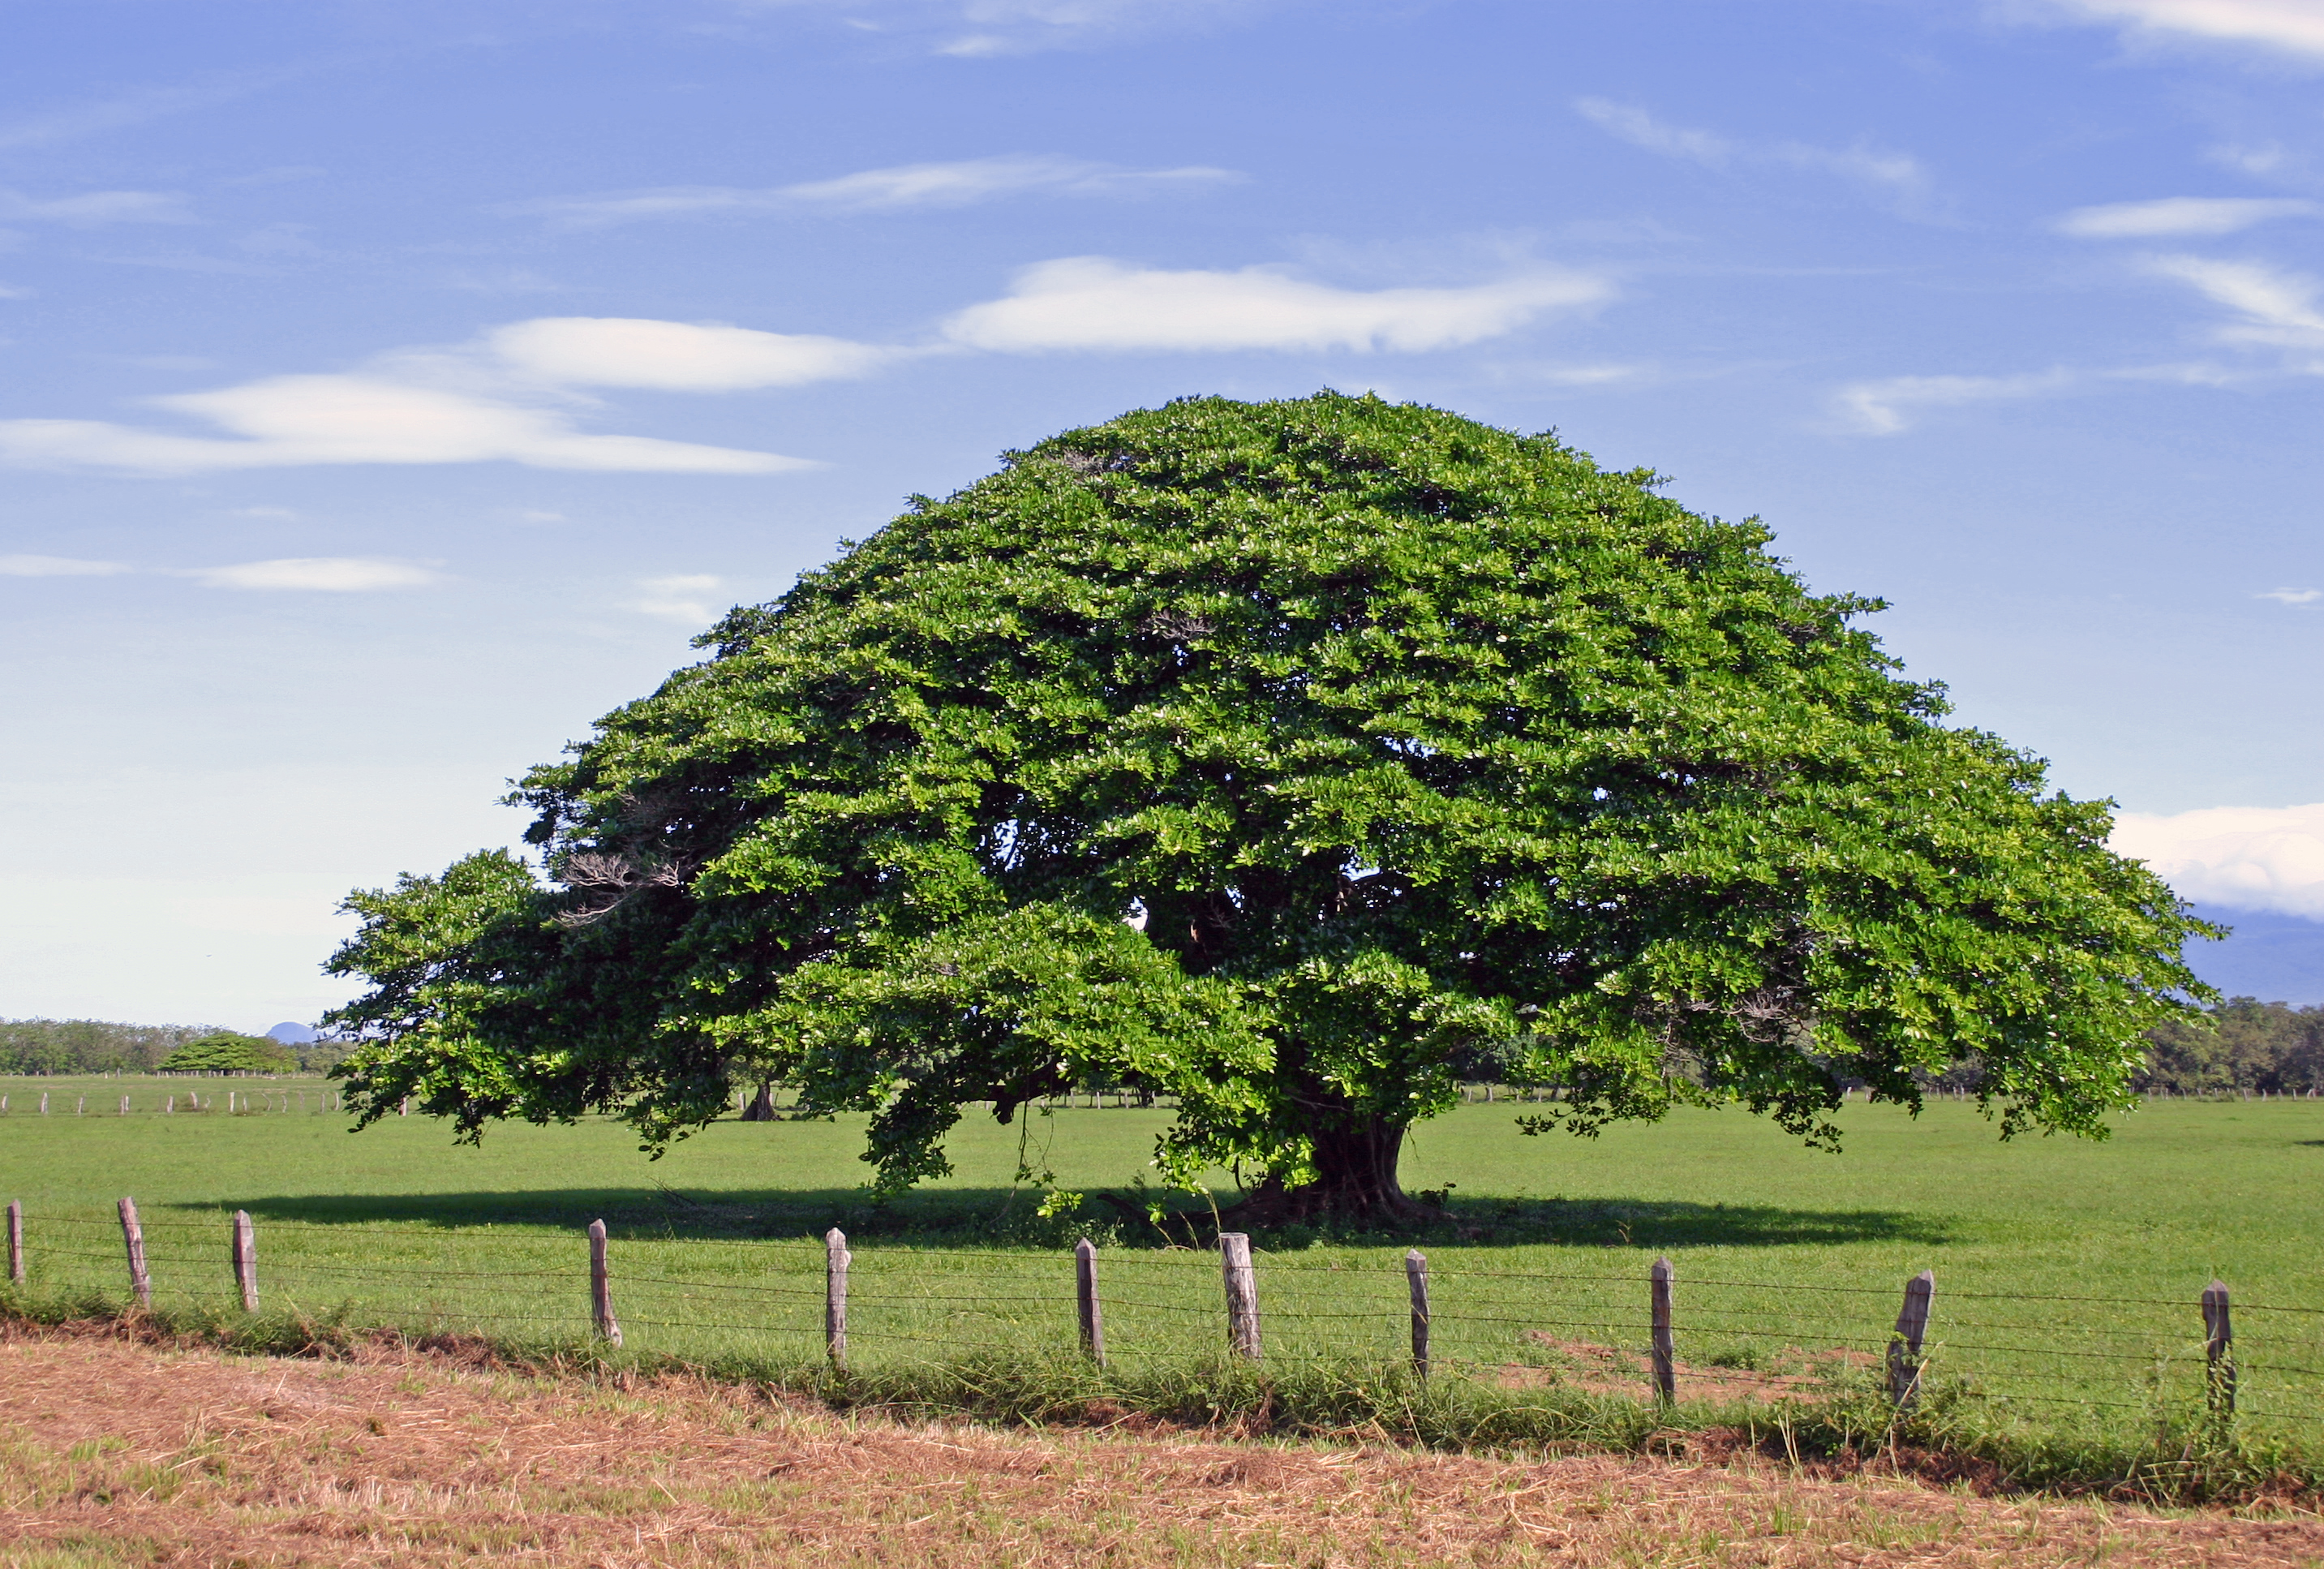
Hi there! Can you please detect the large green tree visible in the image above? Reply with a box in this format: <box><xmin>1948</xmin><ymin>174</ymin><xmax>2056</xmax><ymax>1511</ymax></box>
<box><xmin>325</xmin><ymin>393</ymin><xmax>2214</xmax><ymax>1221</ymax></box>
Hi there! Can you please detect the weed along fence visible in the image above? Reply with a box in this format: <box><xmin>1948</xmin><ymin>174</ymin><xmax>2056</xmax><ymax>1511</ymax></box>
<box><xmin>5</xmin><ymin>1197</ymin><xmax>2321</xmax><ymax>1442</ymax></box>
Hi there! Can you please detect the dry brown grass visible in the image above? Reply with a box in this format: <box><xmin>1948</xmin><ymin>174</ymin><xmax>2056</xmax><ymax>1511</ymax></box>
<box><xmin>2</xmin><ymin>1323</ymin><xmax>2321</xmax><ymax>1567</ymax></box>
<box><xmin>1506</xmin><ymin>1335</ymin><xmax>1876</xmax><ymax>1405</ymax></box>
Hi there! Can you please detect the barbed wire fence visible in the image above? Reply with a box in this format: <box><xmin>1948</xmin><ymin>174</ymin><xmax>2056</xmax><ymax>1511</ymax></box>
<box><xmin>5</xmin><ymin>1197</ymin><xmax>2318</xmax><ymax>1438</ymax></box>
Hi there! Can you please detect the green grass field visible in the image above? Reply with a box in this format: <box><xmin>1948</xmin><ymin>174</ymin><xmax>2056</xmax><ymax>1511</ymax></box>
<box><xmin>3</xmin><ymin>1075</ymin><xmax>2321</xmax><ymax>1463</ymax></box>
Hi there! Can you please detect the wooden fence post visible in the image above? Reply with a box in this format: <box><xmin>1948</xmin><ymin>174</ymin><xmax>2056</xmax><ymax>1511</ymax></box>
<box><xmin>118</xmin><ymin>1197</ymin><xmax>151</xmax><ymax>1308</ymax></box>
<box><xmin>1220</xmin><ymin>1232</ymin><xmax>1261</xmax><ymax>1361</ymax></box>
<box><xmin>2202</xmin><ymin>1279</ymin><xmax>2235</xmax><ymax>1416</ymax></box>
<box><xmin>1887</xmin><ymin>1270</ymin><xmax>1935</xmax><ymax>1408</ymax></box>
<box><xmin>1406</xmin><ymin>1249</ymin><xmax>1431</xmax><ymax>1377</ymax></box>
<box><xmin>825</xmin><ymin>1227</ymin><xmax>850</xmax><ymax>1367</ymax></box>
<box><xmin>588</xmin><ymin>1219</ymin><xmax>621</xmax><ymax>1347</ymax></box>
<box><xmin>1648</xmin><ymin>1256</ymin><xmax>1675</xmax><ymax>1403</ymax></box>
<box><xmin>7</xmin><ymin>1200</ymin><xmax>21</xmax><ymax>1285</ymax></box>
<box><xmin>1076</xmin><ymin>1237</ymin><xmax>1105</xmax><ymax>1366</ymax></box>
<box><xmin>231</xmin><ymin>1210</ymin><xmax>258</xmax><ymax>1312</ymax></box>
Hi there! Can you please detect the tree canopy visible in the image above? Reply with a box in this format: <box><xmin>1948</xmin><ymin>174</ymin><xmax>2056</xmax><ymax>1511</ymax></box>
<box><xmin>158</xmin><ymin>1031</ymin><xmax>299</xmax><ymax>1073</ymax></box>
<box><xmin>325</xmin><ymin>392</ymin><xmax>2215</xmax><ymax>1221</ymax></box>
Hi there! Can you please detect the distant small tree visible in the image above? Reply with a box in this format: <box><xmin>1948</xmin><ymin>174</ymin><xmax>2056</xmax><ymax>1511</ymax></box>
<box><xmin>158</xmin><ymin>1031</ymin><xmax>298</xmax><ymax>1073</ymax></box>
<box><xmin>325</xmin><ymin>392</ymin><xmax>2216</xmax><ymax>1223</ymax></box>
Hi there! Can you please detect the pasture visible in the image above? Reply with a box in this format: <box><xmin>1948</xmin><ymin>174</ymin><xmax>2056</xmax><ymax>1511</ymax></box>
<box><xmin>3</xmin><ymin>1077</ymin><xmax>2322</xmax><ymax>1476</ymax></box>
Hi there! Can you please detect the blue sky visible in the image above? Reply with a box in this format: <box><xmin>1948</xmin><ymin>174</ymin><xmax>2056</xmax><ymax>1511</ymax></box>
<box><xmin>6</xmin><ymin>0</ymin><xmax>2324</xmax><ymax>1028</ymax></box>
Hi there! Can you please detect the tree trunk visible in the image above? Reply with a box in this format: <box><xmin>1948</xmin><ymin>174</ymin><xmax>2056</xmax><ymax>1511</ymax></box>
<box><xmin>739</xmin><ymin>1081</ymin><xmax>776</xmax><ymax>1121</ymax></box>
<box><xmin>1235</xmin><ymin>1107</ymin><xmax>1426</xmax><ymax>1226</ymax></box>
<box><xmin>1303</xmin><ymin>1109</ymin><xmax>1421</xmax><ymax>1220</ymax></box>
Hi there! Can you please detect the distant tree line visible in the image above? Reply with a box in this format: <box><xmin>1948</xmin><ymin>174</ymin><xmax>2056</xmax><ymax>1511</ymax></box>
<box><xmin>0</xmin><ymin>1018</ymin><xmax>346</xmax><ymax>1075</ymax></box>
<box><xmin>2137</xmin><ymin>997</ymin><xmax>2324</xmax><ymax>1095</ymax></box>
<box><xmin>2</xmin><ymin>1003</ymin><xmax>2310</xmax><ymax>1094</ymax></box>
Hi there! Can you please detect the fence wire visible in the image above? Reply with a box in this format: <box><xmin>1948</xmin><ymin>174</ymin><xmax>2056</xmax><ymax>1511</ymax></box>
<box><xmin>5</xmin><ymin>1202</ymin><xmax>2318</xmax><ymax>1437</ymax></box>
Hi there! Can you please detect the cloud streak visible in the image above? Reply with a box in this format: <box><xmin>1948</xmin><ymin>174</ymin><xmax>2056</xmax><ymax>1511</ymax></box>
<box><xmin>0</xmin><ymin>380</ymin><xmax>808</xmax><ymax>475</ymax></box>
<box><xmin>518</xmin><ymin>154</ymin><xmax>1239</xmax><ymax>226</ymax></box>
<box><xmin>0</xmin><ymin>256</ymin><xmax>1613</xmax><ymax>473</ymax></box>
<box><xmin>754</xmin><ymin>0</ymin><xmax>1277</xmax><ymax>58</ymax></box>
<box><xmin>184</xmin><ymin>557</ymin><xmax>442</xmax><ymax>591</ymax></box>
<box><xmin>0</xmin><ymin>189</ymin><xmax>193</xmax><ymax>226</ymax></box>
<box><xmin>0</xmin><ymin>67</ymin><xmax>307</xmax><ymax>152</ymax></box>
<box><xmin>941</xmin><ymin>258</ymin><xmax>1609</xmax><ymax>353</ymax></box>
<box><xmin>1574</xmin><ymin>99</ymin><xmax>1931</xmax><ymax>213</ymax></box>
<box><xmin>2042</xmin><ymin>0</ymin><xmax>2324</xmax><ymax>61</ymax></box>
<box><xmin>2113</xmin><ymin>802</ymin><xmax>2324</xmax><ymax>919</ymax></box>
<box><xmin>2056</xmin><ymin>196</ymin><xmax>2318</xmax><ymax>237</ymax></box>
<box><xmin>2144</xmin><ymin>253</ymin><xmax>2324</xmax><ymax>353</ymax></box>
<box><xmin>0</xmin><ymin>317</ymin><xmax>848</xmax><ymax>475</ymax></box>
<box><xmin>1834</xmin><ymin>251</ymin><xmax>2324</xmax><ymax>435</ymax></box>
<box><xmin>488</xmin><ymin>317</ymin><xmax>900</xmax><ymax>389</ymax></box>
<box><xmin>1831</xmin><ymin>370</ymin><xmax>2077</xmax><ymax>434</ymax></box>
<box><xmin>0</xmin><ymin>554</ymin><xmax>130</xmax><ymax>577</ymax></box>
<box><xmin>634</xmin><ymin>574</ymin><xmax>725</xmax><ymax>623</ymax></box>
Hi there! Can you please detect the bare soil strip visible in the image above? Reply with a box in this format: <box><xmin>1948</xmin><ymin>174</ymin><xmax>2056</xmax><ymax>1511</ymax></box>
<box><xmin>2</xmin><ymin>1326</ymin><xmax>2320</xmax><ymax>1567</ymax></box>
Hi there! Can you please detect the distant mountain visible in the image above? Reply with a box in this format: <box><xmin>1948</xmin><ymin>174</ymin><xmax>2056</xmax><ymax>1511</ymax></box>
<box><xmin>2184</xmin><ymin>905</ymin><xmax>2324</xmax><ymax>1007</ymax></box>
<box><xmin>265</xmin><ymin>1021</ymin><xmax>320</xmax><ymax>1044</ymax></box>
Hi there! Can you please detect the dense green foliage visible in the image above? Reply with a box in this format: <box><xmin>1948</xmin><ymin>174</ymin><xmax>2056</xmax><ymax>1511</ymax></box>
<box><xmin>2141</xmin><ymin>996</ymin><xmax>2324</xmax><ymax>1094</ymax></box>
<box><xmin>157</xmin><ymin>1030</ymin><xmax>300</xmax><ymax>1073</ymax></box>
<box><xmin>324</xmin><ymin>393</ymin><xmax>2212</xmax><ymax>1215</ymax></box>
<box><xmin>0</xmin><ymin>1018</ymin><xmax>218</xmax><ymax>1074</ymax></box>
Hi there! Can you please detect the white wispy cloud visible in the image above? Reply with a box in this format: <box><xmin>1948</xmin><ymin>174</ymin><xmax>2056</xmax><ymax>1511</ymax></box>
<box><xmin>941</xmin><ymin>257</ymin><xmax>1609</xmax><ymax>353</ymax></box>
<box><xmin>634</xmin><ymin>574</ymin><xmax>725</xmax><ymax>623</ymax></box>
<box><xmin>2056</xmin><ymin>196</ymin><xmax>2319</xmax><ymax>237</ymax></box>
<box><xmin>182</xmin><ymin>557</ymin><xmax>443</xmax><ymax>591</ymax></box>
<box><xmin>0</xmin><ymin>317</ymin><xmax>857</xmax><ymax>475</ymax></box>
<box><xmin>2257</xmin><ymin>587</ymin><xmax>2322</xmax><ymax>604</ymax></box>
<box><xmin>1574</xmin><ymin>99</ymin><xmax>1931</xmax><ymax>213</ymax></box>
<box><xmin>5</xmin><ymin>552</ymin><xmax>451</xmax><ymax>591</ymax></box>
<box><xmin>2210</xmin><ymin>141</ymin><xmax>2303</xmax><ymax>178</ymax></box>
<box><xmin>0</xmin><ymin>67</ymin><xmax>306</xmax><ymax>152</ymax></box>
<box><xmin>1830</xmin><ymin>370</ymin><xmax>2077</xmax><ymax>434</ymax></box>
<box><xmin>2039</xmin><ymin>0</ymin><xmax>2324</xmax><ymax>60</ymax></box>
<box><xmin>774</xmin><ymin>0</ymin><xmax>1275</xmax><ymax>58</ymax></box>
<box><xmin>1834</xmin><ymin>252</ymin><xmax>2324</xmax><ymax>433</ymax></box>
<box><xmin>0</xmin><ymin>189</ymin><xmax>192</xmax><ymax>226</ymax></box>
<box><xmin>785</xmin><ymin>153</ymin><xmax>1235</xmax><ymax>208</ymax></box>
<box><xmin>1573</xmin><ymin>100</ymin><xmax>1733</xmax><ymax>165</ymax></box>
<box><xmin>2113</xmin><ymin>803</ymin><xmax>2324</xmax><ymax>918</ymax></box>
<box><xmin>488</xmin><ymin>317</ymin><xmax>900</xmax><ymax>389</ymax></box>
<box><xmin>2144</xmin><ymin>253</ymin><xmax>2324</xmax><ymax>352</ymax></box>
<box><xmin>0</xmin><ymin>380</ymin><xmax>805</xmax><ymax>475</ymax></box>
<box><xmin>0</xmin><ymin>554</ymin><xmax>129</xmax><ymax>577</ymax></box>
<box><xmin>0</xmin><ymin>256</ymin><xmax>1617</xmax><ymax>475</ymax></box>
<box><xmin>517</xmin><ymin>154</ymin><xmax>1239</xmax><ymax>226</ymax></box>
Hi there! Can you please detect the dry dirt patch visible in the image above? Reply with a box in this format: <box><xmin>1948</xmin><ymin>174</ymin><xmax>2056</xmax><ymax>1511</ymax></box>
<box><xmin>1</xmin><ymin>1326</ymin><xmax>2319</xmax><ymax>1567</ymax></box>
